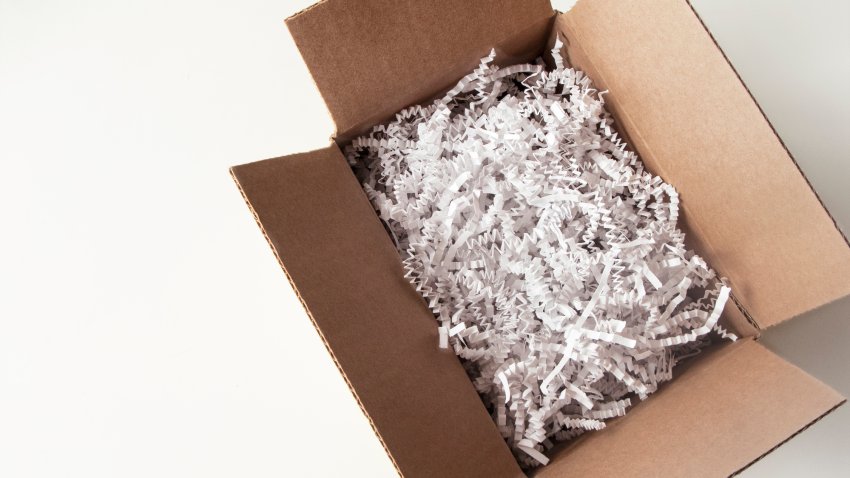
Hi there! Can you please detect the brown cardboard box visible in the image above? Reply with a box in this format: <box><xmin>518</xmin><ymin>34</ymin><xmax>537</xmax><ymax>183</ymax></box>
<box><xmin>230</xmin><ymin>1</ymin><xmax>850</xmax><ymax>476</ymax></box>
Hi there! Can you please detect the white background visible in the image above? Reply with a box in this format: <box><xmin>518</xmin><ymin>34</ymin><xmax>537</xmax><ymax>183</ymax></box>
<box><xmin>1</xmin><ymin>0</ymin><xmax>848</xmax><ymax>476</ymax></box>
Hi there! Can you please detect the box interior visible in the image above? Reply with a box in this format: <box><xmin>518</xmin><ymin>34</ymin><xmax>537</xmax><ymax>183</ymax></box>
<box><xmin>232</xmin><ymin>0</ymin><xmax>850</xmax><ymax>476</ymax></box>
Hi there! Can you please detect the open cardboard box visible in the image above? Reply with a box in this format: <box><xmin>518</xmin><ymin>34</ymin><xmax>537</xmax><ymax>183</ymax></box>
<box><xmin>230</xmin><ymin>0</ymin><xmax>850</xmax><ymax>476</ymax></box>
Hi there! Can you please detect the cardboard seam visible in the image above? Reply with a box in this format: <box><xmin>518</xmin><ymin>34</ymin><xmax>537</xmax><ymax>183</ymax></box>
<box><xmin>561</xmin><ymin>11</ymin><xmax>756</xmax><ymax>334</ymax></box>
<box><xmin>685</xmin><ymin>1</ymin><xmax>850</xmax><ymax>251</ymax></box>
<box><xmin>729</xmin><ymin>399</ymin><xmax>846</xmax><ymax>477</ymax></box>
<box><xmin>729</xmin><ymin>293</ymin><xmax>761</xmax><ymax>337</ymax></box>
<box><xmin>229</xmin><ymin>167</ymin><xmax>405</xmax><ymax>478</ymax></box>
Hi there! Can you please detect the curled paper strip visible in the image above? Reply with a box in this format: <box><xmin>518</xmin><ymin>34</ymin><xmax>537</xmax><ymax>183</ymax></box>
<box><xmin>346</xmin><ymin>38</ymin><xmax>736</xmax><ymax>469</ymax></box>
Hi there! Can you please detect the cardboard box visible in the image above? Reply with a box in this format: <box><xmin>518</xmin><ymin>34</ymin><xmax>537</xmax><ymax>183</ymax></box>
<box><xmin>230</xmin><ymin>0</ymin><xmax>850</xmax><ymax>476</ymax></box>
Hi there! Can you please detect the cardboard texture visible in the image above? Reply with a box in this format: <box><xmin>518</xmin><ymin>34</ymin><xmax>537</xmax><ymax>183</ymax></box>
<box><xmin>231</xmin><ymin>0</ymin><xmax>850</xmax><ymax>476</ymax></box>
<box><xmin>536</xmin><ymin>339</ymin><xmax>844</xmax><ymax>478</ymax></box>
<box><xmin>231</xmin><ymin>147</ymin><xmax>523</xmax><ymax>478</ymax></box>
<box><xmin>559</xmin><ymin>0</ymin><xmax>850</xmax><ymax>328</ymax></box>
<box><xmin>286</xmin><ymin>0</ymin><xmax>554</xmax><ymax>141</ymax></box>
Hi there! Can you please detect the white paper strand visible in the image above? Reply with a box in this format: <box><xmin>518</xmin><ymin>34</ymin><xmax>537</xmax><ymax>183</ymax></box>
<box><xmin>346</xmin><ymin>37</ymin><xmax>736</xmax><ymax>469</ymax></box>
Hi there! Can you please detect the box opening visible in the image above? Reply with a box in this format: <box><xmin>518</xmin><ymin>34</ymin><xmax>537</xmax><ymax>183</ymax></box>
<box><xmin>327</xmin><ymin>7</ymin><xmax>756</xmax><ymax>341</ymax></box>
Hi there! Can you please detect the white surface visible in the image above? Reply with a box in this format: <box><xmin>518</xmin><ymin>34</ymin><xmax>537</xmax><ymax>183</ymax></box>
<box><xmin>0</xmin><ymin>1</ymin><xmax>847</xmax><ymax>477</ymax></box>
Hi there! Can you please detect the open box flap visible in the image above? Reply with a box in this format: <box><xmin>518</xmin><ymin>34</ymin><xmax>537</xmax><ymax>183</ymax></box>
<box><xmin>558</xmin><ymin>0</ymin><xmax>850</xmax><ymax>328</ymax></box>
<box><xmin>536</xmin><ymin>339</ymin><xmax>845</xmax><ymax>478</ymax></box>
<box><xmin>231</xmin><ymin>147</ymin><xmax>524</xmax><ymax>478</ymax></box>
<box><xmin>286</xmin><ymin>0</ymin><xmax>553</xmax><ymax>140</ymax></box>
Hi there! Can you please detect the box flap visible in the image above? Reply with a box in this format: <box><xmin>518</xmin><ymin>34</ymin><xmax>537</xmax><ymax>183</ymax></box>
<box><xmin>286</xmin><ymin>0</ymin><xmax>553</xmax><ymax>140</ymax></box>
<box><xmin>558</xmin><ymin>0</ymin><xmax>850</xmax><ymax>328</ymax></box>
<box><xmin>536</xmin><ymin>339</ymin><xmax>845</xmax><ymax>478</ymax></box>
<box><xmin>231</xmin><ymin>147</ymin><xmax>524</xmax><ymax>478</ymax></box>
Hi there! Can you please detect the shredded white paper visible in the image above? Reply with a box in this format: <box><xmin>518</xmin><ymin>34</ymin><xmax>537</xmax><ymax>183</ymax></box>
<box><xmin>345</xmin><ymin>39</ymin><xmax>736</xmax><ymax>468</ymax></box>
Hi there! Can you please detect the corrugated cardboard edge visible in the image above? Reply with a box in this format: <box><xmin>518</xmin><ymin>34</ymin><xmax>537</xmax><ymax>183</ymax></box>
<box><xmin>285</xmin><ymin>0</ymin><xmax>328</xmax><ymax>22</ymax></box>
<box><xmin>229</xmin><ymin>167</ymin><xmax>404</xmax><ymax>477</ymax></box>
<box><xmin>685</xmin><ymin>0</ymin><xmax>850</xmax><ymax>328</ymax></box>
<box><xmin>729</xmin><ymin>293</ymin><xmax>760</xmax><ymax>336</ymax></box>
<box><xmin>731</xmin><ymin>399</ymin><xmax>847</xmax><ymax>477</ymax></box>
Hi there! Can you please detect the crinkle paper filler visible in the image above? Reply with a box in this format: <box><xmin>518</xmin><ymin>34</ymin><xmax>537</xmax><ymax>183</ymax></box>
<box><xmin>345</xmin><ymin>38</ymin><xmax>735</xmax><ymax>468</ymax></box>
